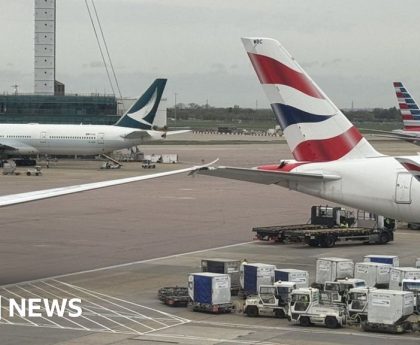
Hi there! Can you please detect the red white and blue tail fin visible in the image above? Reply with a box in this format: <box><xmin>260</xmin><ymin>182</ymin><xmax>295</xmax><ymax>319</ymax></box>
<box><xmin>393</xmin><ymin>82</ymin><xmax>420</xmax><ymax>131</ymax></box>
<box><xmin>241</xmin><ymin>37</ymin><xmax>380</xmax><ymax>162</ymax></box>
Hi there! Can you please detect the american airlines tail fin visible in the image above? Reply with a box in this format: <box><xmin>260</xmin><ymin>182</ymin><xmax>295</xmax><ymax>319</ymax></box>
<box><xmin>114</xmin><ymin>79</ymin><xmax>167</xmax><ymax>129</ymax></box>
<box><xmin>393</xmin><ymin>82</ymin><xmax>420</xmax><ymax>131</ymax></box>
<box><xmin>241</xmin><ymin>37</ymin><xmax>380</xmax><ymax>162</ymax></box>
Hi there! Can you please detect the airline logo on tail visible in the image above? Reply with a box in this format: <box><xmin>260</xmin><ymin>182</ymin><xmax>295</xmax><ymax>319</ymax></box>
<box><xmin>115</xmin><ymin>79</ymin><xmax>167</xmax><ymax>129</ymax></box>
<box><xmin>394</xmin><ymin>82</ymin><xmax>420</xmax><ymax>131</ymax></box>
<box><xmin>242</xmin><ymin>38</ymin><xmax>378</xmax><ymax>162</ymax></box>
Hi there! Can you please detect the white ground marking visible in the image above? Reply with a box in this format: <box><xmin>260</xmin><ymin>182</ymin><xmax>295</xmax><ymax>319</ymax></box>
<box><xmin>0</xmin><ymin>279</ymin><xmax>188</xmax><ymax>336</ymax></box>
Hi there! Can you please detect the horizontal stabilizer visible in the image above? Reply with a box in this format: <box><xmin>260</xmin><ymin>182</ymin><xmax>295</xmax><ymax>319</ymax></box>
<box><xmin>165</xmin><ymin>130</ymin><xmax>191</xmax><ymax>136</ymax></box>
<box><xmin>395</xmin><ymin>157</ymin><xmax>420</xmax><ymax>176</ymax></box>
<box><xmin>122</xmin><ymin>131</ymin><xmax>153</xmax><ymax>140</ymax></box>
<box><xmin>197</xmin><ymin>166</ymin><xmax>340</xmax><ymax>186</ymax></box>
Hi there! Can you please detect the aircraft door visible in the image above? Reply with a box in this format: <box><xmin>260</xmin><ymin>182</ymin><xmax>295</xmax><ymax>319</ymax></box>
<box><xmin>40</xmin><ymin>131</ymin><xmax>47</xmax><ymax>144</ymax></box>
<box><xmin>97</xmin><ymin>133</ymin><xmax>104</xmax><ymax>144</ymax></box>
<box><xmin>395</xmin><ymin>173</ymin><xmax>413</xmax><ymax>204</ymax></box>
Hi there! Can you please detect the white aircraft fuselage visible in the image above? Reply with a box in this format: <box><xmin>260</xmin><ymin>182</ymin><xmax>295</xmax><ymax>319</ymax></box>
<box><xmin>0</xmin><ymin>123</ymin><xmax>163</xmax><ymax>155</ymax></box>
<box><xmin>289</xmin><ymin>156</ymin><xmax>420</xmax><ymax>223</ymax></box>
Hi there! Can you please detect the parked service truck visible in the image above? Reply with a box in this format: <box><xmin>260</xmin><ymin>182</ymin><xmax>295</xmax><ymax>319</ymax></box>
<box><xmin>240</xmin><ymin>263</ymin><xmax>276</xmax><ymax>296</ymax></box>
<box><xmin>201</xmin><ymin>258</ymin><xmax>241</xmax><ymax>295</ymax></box>
<box><xmin>354</xmin><ymin>262</ymin><xmax>391</xmax><ymax>288</ymax></box>
<box><xmin>188</xmin><ymin>273</ymin><xmax>232</xmax><ymax>313</ymax></box>
<box><xmin>274</xmin><ymin>269</ymin><xmax>309</xmax><ymax>288</ymax></box>
<box><xmin>315</xmin><ymin>258</ymin><xmax>354</xmax><ymax>285</ymax></box>
<box><xmin>244</xmin><ymin>282</ymin><xmax>296</xmax><ymax>318</ymax></box>
<box><xmin>364</xmin><ymin>255</ymin><xmax>399</xmax><ymax>267</ymax></box>
<box><xmin>361</xmin><ymin>290</ymin><xmax>414</xmax><ymax>333</ymax></box>
<box><xmin>288</xmin><ymin>288</ymin><xmax>346</xmax><ymax>328</ymax></box>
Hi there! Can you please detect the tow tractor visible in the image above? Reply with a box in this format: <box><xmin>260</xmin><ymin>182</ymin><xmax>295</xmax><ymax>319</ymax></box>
<box><xmin>402</xmin><ymin>279</ymin><xmax>420</xmax><ymax>313</ymax></box>
<box><xmin>323</xmin><ymin>278</ymin><xmax>366</xmax><ymax>303</ymax></box>
<box><xmin>346</xmin><ymin>287</ymin><xmax>376</xmax><ymax>323</ymax></box>
<box><xmin>253</xmin><ymin>206</ymin><xmax>395</xmax><ymax>248</ymax></box>
<box><xmin>244</xmin><ymin>282</ymin><xmax>296</xmax><ymax>318</ymax></box>
<box><xmin>289</xmin><ymin>288</ymin><xmax>346</xmax><ymax>328</ymax></box>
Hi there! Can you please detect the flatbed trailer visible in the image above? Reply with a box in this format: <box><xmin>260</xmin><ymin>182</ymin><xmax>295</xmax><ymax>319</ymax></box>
<box><xmin>283</xmin><ymin>227</ymin><xmax>394</xmax><ymax>248</ymax></box>
<box><xmin>253</xmin><ymin>224</ymin><xmax>326</xmax><ymax>242</ymax></box>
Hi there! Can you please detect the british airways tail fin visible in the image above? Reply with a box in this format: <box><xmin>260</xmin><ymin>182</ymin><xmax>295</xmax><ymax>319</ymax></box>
<box><xmin>241</xmin><ymin>37</ymin><xmax>380</xmax><ymax>162</ymax></box>
<box><xmin>393</xmin><ymin>82</ymin><xmax>420</xmax><ymax>131</ymax></box>
<box><xmin>114</xmin><ymin>79</ymin><xmax>167</xmax><ymax>129</ymax></box>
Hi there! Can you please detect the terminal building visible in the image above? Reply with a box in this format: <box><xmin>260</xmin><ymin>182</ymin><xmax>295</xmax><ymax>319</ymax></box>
<box><xmin>0</xmin><ymin>93</ymin><xmax>119</xmax><ymax>125</ymax></box>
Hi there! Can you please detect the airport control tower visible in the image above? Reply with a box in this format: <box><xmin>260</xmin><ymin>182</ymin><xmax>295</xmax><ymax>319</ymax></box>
<box><xmin>34</xmin><ymin>0</ymin><xmax>57</xmax><ymax>95</ymax></box>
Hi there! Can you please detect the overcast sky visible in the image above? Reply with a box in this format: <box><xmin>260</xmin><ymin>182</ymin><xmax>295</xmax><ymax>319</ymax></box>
<box><xmin>1</xmin><ymin>0</ymin><xmax>420</xmax><ymax>108</ymax></box>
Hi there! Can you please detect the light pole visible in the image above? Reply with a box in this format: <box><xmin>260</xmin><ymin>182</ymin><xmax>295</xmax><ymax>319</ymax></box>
<box><xmin>174</xmin><ymin>92</ymin><xmax>178</xmax><ymax>123</ymax></box>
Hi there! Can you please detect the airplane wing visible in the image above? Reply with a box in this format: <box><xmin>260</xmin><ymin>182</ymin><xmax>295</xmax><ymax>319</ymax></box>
<box><xmin>196</xmin><ymin>166</ymin><xmax>341</xmax><ymax>187</ymax></box>
<box><xmin>0</xmin><ymin>139</ymin><xmax>39</xmax><ymax>154</ymax></box>
<box><xmin>0</xmin><ymin>160</ymin><xmax>218</xmax><ymax>208</ymax></box>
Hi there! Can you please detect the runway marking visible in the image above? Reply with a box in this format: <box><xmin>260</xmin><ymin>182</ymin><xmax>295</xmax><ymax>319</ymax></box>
<box><xmin>0</xmin><ymin>279</ymin><xmax>189</xmax><ymax>336</ymax></box>
<box><xmin>0</xmin><ymin>241</ymin><xmax>254</xmax><ymax>288</ymax></box>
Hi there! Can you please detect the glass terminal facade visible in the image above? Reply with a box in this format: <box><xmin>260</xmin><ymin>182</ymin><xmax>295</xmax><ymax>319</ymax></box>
<box><xmin>0</xmin><ymin>94</ymin><xmax>119</xmax><ymax>125</ymax></box>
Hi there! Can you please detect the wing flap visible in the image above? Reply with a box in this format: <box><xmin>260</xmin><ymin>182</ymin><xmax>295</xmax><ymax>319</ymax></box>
<box><xmin>197</xmin><ymin>166</ymin><xmax>340</xmax><ymax>185</ymax></box>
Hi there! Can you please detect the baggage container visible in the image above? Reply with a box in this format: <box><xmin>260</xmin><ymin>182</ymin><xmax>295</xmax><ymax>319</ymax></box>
<box><xmin>366</xmin><ymin>290</ymin><xmax>414</xmax><ymax>325</ymax></box>
<box><xmin>201</xmin><ymin>258</ymin><xmax>241</xmax><ymax>293</ymax></box>
<box><xmin>316</xmin><ymin>258</ymin><xmax>354</xmax><ymax>284</ymax></box>
<box><xmin>188</xmin><ymin>273</ymin><xmax>231</xmax><ymax>305</ymax></box>
<box><xmin>363</xmin><ymin>255</ymin><xmax>399</xmax><ymax>267</ymax></box>
<box><xmin>274</xmin><ymin>269</ymin><xmax>309</xmax><ymax>288</ymax></box>
<box><xmin>240</xmin><ymin>263</ymin><xmax>276</xmax><ymax>295</ymax></box>
<box><xmin>354</xmin><ymin>262</ymin><xmax>391</xmax><ymax>288</ymax></box>
<box><xmin>389</xmin><ymin>267</ymin><xmax>420</xmax><ymax>290</ymax></box>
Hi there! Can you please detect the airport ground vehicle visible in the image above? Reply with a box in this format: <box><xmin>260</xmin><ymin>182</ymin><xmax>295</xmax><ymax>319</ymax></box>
<box><xmin>141</xmin><ymin>160</ymin><xmax>156</xmax><ymax>169</ymax></box>
<box><xmin>253</xmin><ymin>206</ymin><xmax>394</xmax><ymax>248</ymax></box>
<box><xmin>188</xmin><ymin>273</ymin><xmax>233</xmax><ymax>314</ymax></box>
<box><xmin>201</xmin><ymin>258</ymin><xmax>241</xmax><ymax>295</ymax></box>
<box><xmin>323</xmin><ymin>279</ymin><xmax>366</xmax><ymax>303</ymax></box>
<box><xmin>361</xmin><ymin>290</ymin><xmax>416</xmax><ymax>333</ymax></box>
<box><xmin>288</xmin><ymin>288</ymin><xmax>346</xmax><ymax>328</ymax></box>
<box><xmin>244</xmin><ymin>282</ymin><xmax>296</xmax><ymax>318</ymax></box>
<box><xmin>158</xmin><ymin>286</ymin><xmax>190</xmax><ymax>307</ymax></box>
<box><xmin>26</xmin><ymin>165</ymin><xmax>42</xmax><ymax>176</ymax></box>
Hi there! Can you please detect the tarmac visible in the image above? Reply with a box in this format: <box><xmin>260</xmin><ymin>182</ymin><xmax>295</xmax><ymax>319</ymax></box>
<box><xmin>0</xmin><ymin>135</ymin><xmax>419</xmax><ymax>344</ymax></box>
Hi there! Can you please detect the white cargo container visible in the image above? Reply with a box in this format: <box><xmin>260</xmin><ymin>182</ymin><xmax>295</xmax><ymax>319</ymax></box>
<box><xmin>354</xmin><ymin>262</ymin><xmax>391</xmax><ymax>287</ymax></box>
<box><xmin>275</xmin><ymin>269</ymin><xmax>309</xmax><ymax>288</ymax></box>
<box><xmin>363</xmin><ymin>255</ymin><xmax>399</xmax><ymax>267</ymax></box>
<box><xmin>366</xmin><ymin>290</ymin><xmax>414</xmax><ymax>325</ymax></box>
<box><xmin>161</xmin><ymin>154</ymin><xmax>178</xmax><ymax>163</ymax></box>
<box><xmin>188</xmin><ymin>272</ymin><xmax>231</xmax><ymax>305</ymax></box>
<box><xmin>240</xmin><ymin>263</ymin><xmax>276</xmax><ymax>295</ymax></box>
<box><xmin>389</xmin><ymin>267</ymin><xmax>420</xmax><ymax>290</ymax></box>
<box><xmin>316</xmin><ymin>258</ymin><xmax>354</xmax><ymax>284</ymax></box>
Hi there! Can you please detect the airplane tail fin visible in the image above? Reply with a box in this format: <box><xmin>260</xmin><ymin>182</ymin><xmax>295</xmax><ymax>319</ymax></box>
<box><xmin>241</xmin><ymin>37</ymin><xmax>380</xmax><ymax>162</ymax></box>
<box><xmin>393</xmin><ymin>82</ymin><xmax>420</xmax><ymax>131</ymax></box>
<box><xmin>114</xmin><ymin>79</ymin><xmax>167</xmax><ymax>129</ymax></box>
